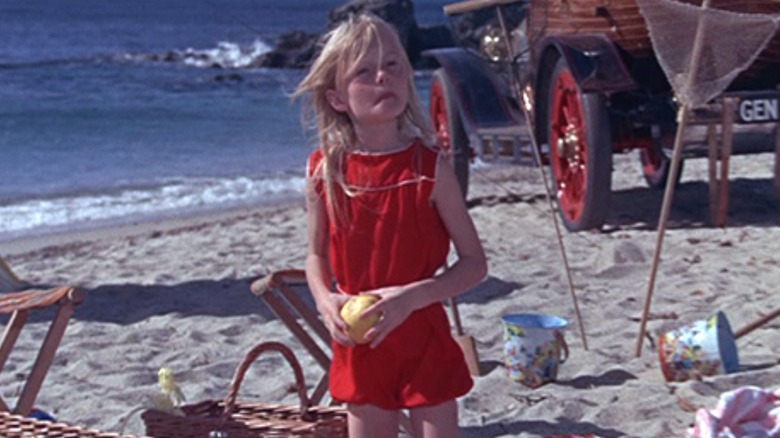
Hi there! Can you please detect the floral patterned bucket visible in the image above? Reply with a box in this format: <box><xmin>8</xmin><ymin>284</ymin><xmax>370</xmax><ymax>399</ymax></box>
<box><xmin>502</xmin><ymin>313</ymin><xmax>569</xmax><ymax>388</ymax></box>
<box><xmin>658</xmin><ymin>311</ymin><xmax>740</xmax><ymax>382</ymax></box>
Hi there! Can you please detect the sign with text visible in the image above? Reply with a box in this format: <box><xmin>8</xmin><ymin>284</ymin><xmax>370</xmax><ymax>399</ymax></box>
<box><xmin>736</xmin><ymin>93</ymin><xmax>780</xmax><ymax>124</ymax></box>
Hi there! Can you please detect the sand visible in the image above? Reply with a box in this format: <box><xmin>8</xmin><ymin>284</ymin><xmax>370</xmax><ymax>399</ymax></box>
<box><xmin>1</xmin><ymin>142</ymin><xmax>779</xmax><ymax>437</ymax></box>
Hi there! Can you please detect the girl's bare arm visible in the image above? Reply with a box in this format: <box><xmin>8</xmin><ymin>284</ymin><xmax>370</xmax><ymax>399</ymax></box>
<box><xmin>304</xmin><ymin>184</ymin><xmax>354</xmax><ymax>346</ymax></box>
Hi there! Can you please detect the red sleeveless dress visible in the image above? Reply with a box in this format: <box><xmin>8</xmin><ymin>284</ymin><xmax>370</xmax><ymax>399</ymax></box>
<box><xmin>308</xmin><ymin>140</ymin><xmax>473</xmax><ymax>409</ymax></box>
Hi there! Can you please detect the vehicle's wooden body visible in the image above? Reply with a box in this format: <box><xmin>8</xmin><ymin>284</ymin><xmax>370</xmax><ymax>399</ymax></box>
<box><xmin>525</xmin><ymin>0</ymin><xmax>779</xmax><ymax>86</ymax></box>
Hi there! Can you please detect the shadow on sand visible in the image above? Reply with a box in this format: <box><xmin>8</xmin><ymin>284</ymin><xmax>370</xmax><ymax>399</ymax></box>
<box><xmin>462</xmin><ymin>417</ymin><xmax>625</xmax><ymax>438</ymax></box>
<box><xmin>608</xmin><ymin>177</ymin><xmax>780</xmax><ymax>231</ymax></box>
<box><xmin>554</xmin><ymin>369</ymin><xmax>638</xmax><ymax>389</ymax></box>
<box><xmin>459</xmin><ymin>276</ymin><xmax>523</xmax><ymax>306</ymax></box>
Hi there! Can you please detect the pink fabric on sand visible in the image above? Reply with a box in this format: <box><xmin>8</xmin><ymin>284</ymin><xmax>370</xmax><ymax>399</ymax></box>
<box><xmin>689</xmin><ymin>386</ymin><xmax>780</xmax><ymax>438</ymax></box>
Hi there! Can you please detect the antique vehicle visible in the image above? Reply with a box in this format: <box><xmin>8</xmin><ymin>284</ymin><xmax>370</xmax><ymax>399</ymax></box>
<box><xmin>427</xmin><ymin>0</ymin><xmax>780</xmax><ymax>231</ymax></box>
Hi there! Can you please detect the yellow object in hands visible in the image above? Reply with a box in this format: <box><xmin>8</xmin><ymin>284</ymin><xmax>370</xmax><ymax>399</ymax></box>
<box><xmin>154</xmin><ymin>367</ymin><xmax>186</xmax><ymax>415</ymax></box>
<box><xmin>340</xmin><ymin>295</ymin><xmax>381</xmax><ymax>344</ymax></box>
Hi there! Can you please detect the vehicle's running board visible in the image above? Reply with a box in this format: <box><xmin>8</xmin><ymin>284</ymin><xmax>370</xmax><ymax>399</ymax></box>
<box><xmin>471</xmin><ymin>125</ymin><xmax>545</xmax><ymax>166</ymax></box>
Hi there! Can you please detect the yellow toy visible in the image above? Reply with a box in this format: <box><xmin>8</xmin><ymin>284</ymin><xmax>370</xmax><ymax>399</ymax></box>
<box><xmin>119</xmin><ymin>367</ymin><xmax>187</xmax><ymax>434</ymax></box>
<box><xmin>154</xmin><ymin>367</ymin><xmax>186</xmax><ymax>415</ymax></box>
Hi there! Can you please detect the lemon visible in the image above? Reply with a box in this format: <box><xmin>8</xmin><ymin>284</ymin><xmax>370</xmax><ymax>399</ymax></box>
<box><xmin>340</xmin><ymin>294</ymin><xmax>381</xmax><ymax>344</ymax></box>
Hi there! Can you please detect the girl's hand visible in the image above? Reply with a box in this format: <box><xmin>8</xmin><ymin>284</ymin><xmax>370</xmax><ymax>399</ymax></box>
<box><xmin>316</xmin><ymin>293</ymin><xmax>355</xmax><ymax>347</ymax></box>
<box><xmin>360</xmin><ymin>285</ymin><xmax>418</xmax><ymax>349</ymax></box>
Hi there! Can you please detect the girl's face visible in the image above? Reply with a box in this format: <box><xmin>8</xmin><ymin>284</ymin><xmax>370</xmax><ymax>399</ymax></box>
<box><xmin>328</xmin><ymin>26</ymin><xmax>410</xmax><ymax>127</ymax></box>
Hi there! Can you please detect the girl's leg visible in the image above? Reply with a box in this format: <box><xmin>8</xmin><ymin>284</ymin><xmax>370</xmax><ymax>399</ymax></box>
<box><xmin>409</xmin><ymin>399</ymin><xmax>460</xmax><ymax>438</ymax></box>
<box><xmin>347</xmin><ymin>403</ymin><xmax>400</xmax><ymax>438</ymax></box>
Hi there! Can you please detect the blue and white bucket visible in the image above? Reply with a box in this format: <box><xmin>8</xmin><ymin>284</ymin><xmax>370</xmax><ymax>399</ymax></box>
<box><xmin>658</xmin><ymin>311</ymin><xmax>740</xmax><ymax>382</ymax></box>
<box><xmin>502</xmin><ymin>313</ymin><xmax>569</xmax><ymax>388</ymax></box>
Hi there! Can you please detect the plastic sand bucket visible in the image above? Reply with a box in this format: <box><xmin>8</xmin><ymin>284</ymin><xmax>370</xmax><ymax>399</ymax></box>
<box><xmin>658</xmin><ymin>311</ymin><xmax>740</xmax><ymax>382</ymax></box>
<box><xmin>502</xmin><ymin>313</ymin><xmax>569</xmax><ymax>388</ymax></box>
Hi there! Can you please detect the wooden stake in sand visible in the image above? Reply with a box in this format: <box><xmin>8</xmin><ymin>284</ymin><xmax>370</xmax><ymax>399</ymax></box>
<box><xmin>495</xmin><ymin>6</ymin><xmax>589</xmax><ymax>350</ymax></box>
<box><xmin>635</xmin><ymin>0</ymin><xmax>713</xmax><ymax>357</ymax></box>
<box><xmin>734</xmin><ymin>306</ymin><xmax>780</xmax><ymax>340</ymax></box>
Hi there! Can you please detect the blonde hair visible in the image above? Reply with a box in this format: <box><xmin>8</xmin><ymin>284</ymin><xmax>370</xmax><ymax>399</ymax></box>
<box><xmin>293</xmin><ymin>13</ymin><xmax>435</xmax><ymax>225</ymax></box>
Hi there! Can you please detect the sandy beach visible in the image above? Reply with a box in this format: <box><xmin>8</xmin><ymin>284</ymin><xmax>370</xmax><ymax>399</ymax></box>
<box><xmin>1</xmin><ymin>142</ymin><xmax>779</xmax><ymax>437</ymax></box>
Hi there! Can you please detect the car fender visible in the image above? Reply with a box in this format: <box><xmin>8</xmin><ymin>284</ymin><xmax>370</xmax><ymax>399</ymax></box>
<box><xmin>424</xmin><ymin>47</ymin><xmax>519</xmax><ymax>133</ymax></box>
<box><xmin>535</xmin><ymin>34</ymin><xmax>636</xmax><ymax>94</ymax></box>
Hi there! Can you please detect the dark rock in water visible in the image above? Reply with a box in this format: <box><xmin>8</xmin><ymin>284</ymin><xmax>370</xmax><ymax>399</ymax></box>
<box><xmin>142</xmin><ymin>1</ymin><xmax>461</xmax><ymax>70</ymax></box>
<box><xmin>258</xmin><ymin>0</ymin><xmax>456</xmax><ymax>70</ymax></box>
<box><xmin>329</xmin><ymin>0</ymin><xmax>418</xmax><ymax>51</ymax></box>
<box><xmin>253</xmin><ymin>30</ymin><xmax>320</xmax><ymax>69</ymax></box>
<box><xmin>328</xmin><ymin>0</ymin><xmax>455</xmax><ymax>68</ymax></box>
<box><xmin>147</xmin><ymin>51</ymin><xmax>184</xmax><ymax>63</ymax></box>
<box><xmin>214</xmin><ymin>73</ymin><xmax>244</xmax><ymax>82</ymax></box>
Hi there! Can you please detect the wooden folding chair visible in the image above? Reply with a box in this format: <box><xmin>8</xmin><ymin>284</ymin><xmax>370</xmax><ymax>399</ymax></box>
<box><xmin>250</xmin><ymin>270</ymin><xmax>331</xmax><ymax>406</ymax></box>
<box><xmin>250</xmin><ymin>270</ymin><xmax>415</xmax><ymax>436</ymax></box>
<box><xmin>0</xmin><ymin>286</ymin><xmax>85</xmax><ymax>416</ymax></box>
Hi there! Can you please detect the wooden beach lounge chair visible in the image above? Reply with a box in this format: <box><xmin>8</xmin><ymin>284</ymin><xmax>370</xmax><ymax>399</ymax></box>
<box><xmin>1</xmin><ymin>255</ymin><xmax>87</xmax><ymax>415</ymax></box>
<box><xmin>0</xmin><ymin>285</ymin><xmax>85</xmax><ymax>416</ymax></box>
<box><xmin>250</xmin><ymin>269</ymin><xmax>415</xmax><ymax>435</ymax></box>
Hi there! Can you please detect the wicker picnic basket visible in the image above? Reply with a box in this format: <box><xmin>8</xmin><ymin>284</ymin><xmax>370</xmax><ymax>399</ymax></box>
<box><xmin>0</xmin><ymin>411</ymin><xmax>148</xmax><ymax>437</ymax></box>
<box><xmin>141</xmin><ymin>342</ymin><xmax>347</xmax><ymax>438</ymax></box>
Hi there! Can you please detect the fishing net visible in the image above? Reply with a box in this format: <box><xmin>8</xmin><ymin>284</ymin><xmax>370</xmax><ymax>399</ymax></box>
<box><xmin>637</xmin><ymin>0</ymin><xmax>780</xmax><ymax>108</ymax></box>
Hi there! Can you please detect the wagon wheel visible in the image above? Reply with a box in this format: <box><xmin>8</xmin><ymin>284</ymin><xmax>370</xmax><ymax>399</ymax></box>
<box><xmin>547</xmin><ymin>58</ymin><xmax>612</xmax><ymax>231</ymax></box>
<box><xmin>639</xmin><ymin>135</ymin><xmax>683</xmax><ymax>189</ymax></box>
<box><xmin>430</xmin><ymin>68</ymin><xmax>470</xmax><ymax>198</ymax></box>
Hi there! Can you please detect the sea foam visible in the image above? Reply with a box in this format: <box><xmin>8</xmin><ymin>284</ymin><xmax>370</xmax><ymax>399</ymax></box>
<box><xmin>0</xmin><ymin>174</ymin><xmax>305</xmax><ymax>238</ymax></box>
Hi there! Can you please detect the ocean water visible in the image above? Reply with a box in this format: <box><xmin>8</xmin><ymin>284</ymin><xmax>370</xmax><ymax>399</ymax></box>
<box><xmin>0</xmin><ymin>0</ymin><xmax>449</xmax><ymax>241</ymax></box>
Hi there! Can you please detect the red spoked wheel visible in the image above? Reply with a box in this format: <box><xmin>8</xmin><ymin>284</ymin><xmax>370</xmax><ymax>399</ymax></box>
<box><xmin>430</xmin><ymin>68</ymin><xmax>470</xmax><ymax>198</ymax></box>
<box><xmin>547</xmin><ymin>57</ymin><xmax>612</xmax><ymax>231</ymax></box>
<box><xmin>640</xmin><ymin>131</ymin><xmax>682</xmax><ymax>189</ymax></box>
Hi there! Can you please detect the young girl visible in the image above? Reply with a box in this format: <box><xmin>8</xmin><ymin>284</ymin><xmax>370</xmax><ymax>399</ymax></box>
<box><xmin>294</xmin><ymin>13</ymin><xmax>487</xmax><ymax>438</ymax></box>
